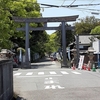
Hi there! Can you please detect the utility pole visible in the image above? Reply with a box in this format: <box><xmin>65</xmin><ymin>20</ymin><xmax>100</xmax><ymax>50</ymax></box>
<box><xmin>76</xmin><ymin>34</ymin><xmax>80</xmax><ymax>68</ymax></box>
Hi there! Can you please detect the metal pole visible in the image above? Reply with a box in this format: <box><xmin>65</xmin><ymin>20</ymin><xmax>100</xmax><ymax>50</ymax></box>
<box><xmin>76</xmin><ymin>34</ymin><xmax>80</xmax><ymax>68</ymax></box>
<box><xmin>25</xmin><ymin>22</ymin><xmax>30</xmax><ymax>67</ymax></box>
<box><xmin>61</xmin><ymin>22</ymin><xmax>68</xmax><ymax>68</ymax></box>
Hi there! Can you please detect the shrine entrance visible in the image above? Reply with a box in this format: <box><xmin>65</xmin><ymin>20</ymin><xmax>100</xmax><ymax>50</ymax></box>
<box><xmin>13</xmin><ymin>15</ymin><xmax>79</xmax><ymax>68</ymax></box>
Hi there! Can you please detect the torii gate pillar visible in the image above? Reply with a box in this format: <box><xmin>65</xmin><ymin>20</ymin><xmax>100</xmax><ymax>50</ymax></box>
<box><xmin>61</xmin><ymin>22</ymin><xmax>68</xmax><ymax>67</ymax></box>
<box><xmin>25</xmin><ymin>22</ymin><xmax>30</xmax><ymax>68</ymax></box>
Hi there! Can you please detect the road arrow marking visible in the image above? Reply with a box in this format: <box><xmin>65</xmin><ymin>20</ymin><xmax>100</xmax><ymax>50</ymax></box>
<box><xmin>45</xmin><ymin>85</ymin><xmax>65</xmax><ymax>89</ymax></box>
<box><xmin>45</xmin><ymin>77</ymin><xmax>53</xmax><ymax>80</ymax></box>
<box><xmin>44</xmin><ymin>80</ymin><xmax>59</xmax><ymax>84</ymax></box>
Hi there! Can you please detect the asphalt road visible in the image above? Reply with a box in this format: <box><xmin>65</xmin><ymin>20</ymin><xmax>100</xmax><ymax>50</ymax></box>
<box><xmin>13</xmin><ymin>57</ymin><xmax>100</xmax><ymax>100</ymax></box>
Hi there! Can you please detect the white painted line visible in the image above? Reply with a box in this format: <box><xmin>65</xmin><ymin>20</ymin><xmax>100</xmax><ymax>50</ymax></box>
<box><xmin>45</xmin><ymin>78</ymin><xmax>48</xmax><ymax>80</ymax></box>
<box><xmin>38</xmin><ymin>72</ymin><xmax>44</xmax><ymax>75</ymax></box>
<box><xmin>45</xmin><ymin>85</ymin><xmax>65</xmax><ymax>89</ymax></box>
<box><xmin>49</xmin><ymin>77</ymin><xmax>53</xmax><ymax>79</ymax></box>
<box><xmin>14</xmin><ymin>73</ymin><xmax>21</xmax><ymax>76</ymax></box>
<box><xmin>60</xmin><ymin>71</ymin><xmax>69</xmax><ymax>74</ymax></box>
<box><xmin>26</xmin><ymin>72</ymin><xmax>33</xmax><ymax>75</ymax></box>
<box><xmin>16</xmin><ymin>75</ymin><xmax>62</xmax><ymax>78</ymax></box>
<box><xmin>72</xmin><ymin>71</ymin><xmax>81</xmax><ymax>74</ymax></box>
<box><xmin>50</xmin><ymin>71</ymin><xmax>57</xmax><ymax>74</ymax></box>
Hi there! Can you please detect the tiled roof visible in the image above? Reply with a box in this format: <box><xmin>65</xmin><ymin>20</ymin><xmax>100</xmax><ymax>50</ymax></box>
<box><xmin>79</xmin><ymin>35</ymin><xmax>93</xmax><ymax>44</ymax></box>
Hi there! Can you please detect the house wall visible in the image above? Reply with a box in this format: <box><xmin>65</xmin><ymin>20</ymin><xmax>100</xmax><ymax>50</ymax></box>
<box><xmin>93</xmin><ymin>40</ymin><xmax>100</xmax><ymax>53</ymax></box>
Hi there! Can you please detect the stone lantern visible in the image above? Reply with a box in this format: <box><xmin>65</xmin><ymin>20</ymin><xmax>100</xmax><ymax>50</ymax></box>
<box><xmin>0</xmin><ymin>49</ymin><xmax>14</xmax><ymax>61</ymax></box>
<box><xmin>71</xmin><ymin>48</ymin><xmax>77</xmax><ymax>67</ymax></box>
<box><xmin>87</xmin><ymin>47</ymin><xmax>95</xmax><ymax>69</ymax></box>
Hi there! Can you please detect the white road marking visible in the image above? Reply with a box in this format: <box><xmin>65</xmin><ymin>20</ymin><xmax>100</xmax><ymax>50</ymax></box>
<box><xmin>45</xmin><ymin>77</ymin><xmax>53</xmax><ymax>80</ymax></box>
<box><xmin>44</xmin><ymin>80</ymin><xmax>54</xmax><ymax>84</ymax></box>
<box><xmin>50</xmin><ymin>71</ymin><xmax>57</xmax><ymax>74</ymax></box>
<box><xmin>72</xmin><ymin>71</ymin><xmax>81</xmax><ymax>74</ymax></box>
<box><xmin>38</xmin><ymin>72</ymin><xmax>44</xmax><ymax>75</ymax></box>
<box><xmin>14</xmin><ymin>73</ymin><xmax>21</xmax><ymax>76</ymax></box>
<box><xmin>45</xmin><ymin>78</ymin><xmax>48</xmax><ymax>80</ymax></box>
<box><xmin>26</xmin><ymin>72</ymin><xmax>33</xmax><ymax>75</ymax></box>
<box><xmin>45</xmin><ymin>85</ymin><xmax>65</xmax><ymax>89</ymax></box>
<box><xmin>60</xmin><ymin>71</ymin><xmax>69</xmax><ymax>74</ymax></box>
<box><xmin>49</xmin><ymin>77</ymin><xmax>53</xmax><ymax>79</ymax></box>
<box><xmin>14</xmin><ymin>71</ymin><xmax>82</xmax><ymax>77</ymax></box>
<box><xmin>44</xmin><ymin>80</ymin><xmax>59</xmax><ymax>84</ymax></box>
<box><xmin>16</xmin><ymin>75</ymin><xmax>62</xmax><ymax>78</ymax></box>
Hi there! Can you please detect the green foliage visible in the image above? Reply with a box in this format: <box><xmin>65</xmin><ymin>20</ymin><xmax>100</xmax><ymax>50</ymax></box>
<box><xmin>30</xmin><ymin>28</ymin><xmax>49</xmax><ymax>60</ymax></box>
<box><xmin>54</xmin><ymin>24</ymin><xmax>75</xmax><ymax>47</ymax></box>
<box><xmin>0</xmin><ymin>0</ymin><xmax>41</xmax><ymax>49</ymax></box>
<box><xmin>91</xmin><ymin>26</ymin><xmax>100</xmax><ymax>34</ymax></box>
<box><xmin>0</xmin><ymin>0</ymin><xmax>51</xmax><ymax>60</ymax></box>
<box><xmin>90</xmin><ymin>25</ymin><xmax>100</xmax><ymax>39</ymax></box>
<box><xmin>74</xmin><ymin>16</ymin><xmax>100</xmax><ymax>34</ymax></box>
<box><xmin>45</xmin><ymin>23</ymin><xmax>75</xmax><ymax>55</ymax></box>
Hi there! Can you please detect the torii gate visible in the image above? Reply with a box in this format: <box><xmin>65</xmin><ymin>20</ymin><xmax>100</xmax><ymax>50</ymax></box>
<box><xmin>13</xmin><ymin>15</ymin><xmax>79</xmax><ymax>68</ymax></box>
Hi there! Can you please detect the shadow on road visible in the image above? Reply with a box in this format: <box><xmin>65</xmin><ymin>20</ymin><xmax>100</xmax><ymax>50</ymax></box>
<box><xmin>31</xmin><ymin>63</ymin><xmax>55</xmax><ymax>69</ymax></box>
<box><xmin>31</xmin><ymin>56</ymin><xmax>61</xmax><ymax>69</ymax></box>
<box><xmin>37</xmin><ymin>57</ymin><xmax>53</xmax><ymax>62</ymax></box>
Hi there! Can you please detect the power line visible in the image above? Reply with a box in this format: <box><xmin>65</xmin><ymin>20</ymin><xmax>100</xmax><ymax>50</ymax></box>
<box><xmin>40</xmin><ymin>3</ymin><xmax>100</xmax><ymax>8</ymax></box>
<box><xmin>69</xmin><ymin>7</ymin><xmax>100</xmax><ymax>12</ymax></box>
<box><xmin>69</xmin><ymin>0</ymin><xmax>76</xmax><ymax>6</ymax></box>
<box><xmin>61</xmin><ymin>0</ymin><xmax>66</xmax><ymax>6</ymax></box>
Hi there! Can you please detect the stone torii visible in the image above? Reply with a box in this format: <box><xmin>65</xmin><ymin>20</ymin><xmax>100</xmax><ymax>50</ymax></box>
<box><xmin>13</xmin><ymin>15</ymin><xmax>79</xmax><ymax>68</ymax></box>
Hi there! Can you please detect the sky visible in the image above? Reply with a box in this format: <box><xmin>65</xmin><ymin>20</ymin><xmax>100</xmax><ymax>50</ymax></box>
<box><xmin>37</xmin><ymin>0</ymin><xmax>100</xmax><ymax>34</ymax></box>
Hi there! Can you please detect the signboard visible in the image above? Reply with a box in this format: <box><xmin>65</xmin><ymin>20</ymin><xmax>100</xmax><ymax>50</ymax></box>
<box><xmin>28</xmin><ymin>48</ymin><xmax>30</xmax><ymax>61</ymax></box>
<box><xmin>78</xmin><ymin>55</ymin><xmax>84</xmax><ymax>69</ymax></box>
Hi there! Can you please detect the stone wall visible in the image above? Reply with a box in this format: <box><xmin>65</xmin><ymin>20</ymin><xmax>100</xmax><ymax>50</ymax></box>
<box><xmin>0</xmin><ymin>60</ymin><xmax>13</xmax><ymax>100</ymax></box>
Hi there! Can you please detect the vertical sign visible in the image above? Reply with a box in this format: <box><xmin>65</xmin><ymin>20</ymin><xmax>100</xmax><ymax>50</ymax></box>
<box><xmin>28</xmin><ymin>48</ymin><xmax>30</xmax><ymax>61</ymax></box>
<box><xmin>78</xmin><ymin>55</ymin><xmax>84</xmax><ymax>69</ymax></box>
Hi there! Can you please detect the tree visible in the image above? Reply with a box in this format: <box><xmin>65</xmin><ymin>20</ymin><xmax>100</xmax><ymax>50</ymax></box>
<box><xmin>74</xmin><ymin>16</ymin><xmax>100</xmax><ymax>34</ymax></box>
<box><xmin>90</xmin><ymin>25</ymin><xmax>100</xmax><ymax>39</ymax></box>
<box><xmin>91</xmin><ymin>26</ymin><xmax>100</xmax><ymax>34</ymax></box>
<box><xmin>44</xmin><ymin>33</ymin><xmax>59</xmax><ymax>56</ymax></box>
<box><xmin>0</xmin><ymin>0</ymin><xmax>13</xmax><ymax>49</ymax></box>
<box><xmin>0</xmin><ymin>0</ymin><xmax>52</xmax><ymax>61</ymax></box>
<box><xmin>0</xmin><ymin>0</ymin><xmax>41</xmax><ymax>49</ymax></box>
<box><xmin>54</xmin><ymin>24</ymin><xmax>75</xmax><ymax>47</ymax></box>
<box><xmin>30</xmin><ymin>22</ymin><xmax>49</xmax><ymax>60</ymax></box>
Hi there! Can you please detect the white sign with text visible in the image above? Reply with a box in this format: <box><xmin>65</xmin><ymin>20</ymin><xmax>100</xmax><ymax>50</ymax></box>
<box><xmin>78</xmin><ymin>55</ymin><xmax>84</xmax><ymax>69</ymax></box>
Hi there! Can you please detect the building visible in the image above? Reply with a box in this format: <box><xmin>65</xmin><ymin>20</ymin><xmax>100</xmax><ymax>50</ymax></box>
<box><xmin>69</xmin><ymin>35</ymin><xmax>100</xmax><ymax>67</ymax></box>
